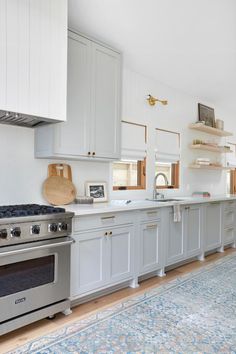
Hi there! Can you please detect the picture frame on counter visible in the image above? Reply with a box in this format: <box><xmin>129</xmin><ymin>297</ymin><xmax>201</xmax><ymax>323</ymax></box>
<box><xmin>85</xmin><ymin>182</ymin><xmax>108</xmax><ymax>203</ymax></box>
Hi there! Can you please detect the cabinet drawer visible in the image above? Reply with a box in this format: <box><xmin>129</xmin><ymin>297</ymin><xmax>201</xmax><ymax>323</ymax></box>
<box><xmin>139</xmin><ymin>209</ymin><xmax>160</xmax><ymax>222</ymax></box>
<box><xmin>224</xmin><ymin>201</ymin><xmax>236</xmax><ymax>211</ymax></box>
<box><xmin>224</xmin><ymin>210</ymin><xmax>234</xmax><ymax>228</ymax></box>
<box><xmin>73</xmin><ymin>212</ymin><xmax>134</xmax><ymax>232</ymax></box>
<box><xmin>224</xmin><ymin>227</ymin><xmax>234</xmax><ymax>245</ymax></box>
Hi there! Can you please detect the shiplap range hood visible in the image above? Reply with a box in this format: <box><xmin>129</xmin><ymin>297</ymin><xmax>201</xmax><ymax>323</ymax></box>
<box><xmin>0</xmin><ymin>0</ymin><xmax>68</xmax><ymax>128</ymax></box>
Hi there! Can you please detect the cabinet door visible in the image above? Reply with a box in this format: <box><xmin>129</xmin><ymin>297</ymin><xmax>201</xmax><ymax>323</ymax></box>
<box><xmin>107</xmin><ymin>226</ymin><xmax>134</xmax><ymax>284</ymax></box>
<box><xmin>185</xmin><ymin>205</ymin><xmax>201</xmax><ymax>257</ymax></box>
<box><xmin>70</xmin><ymin>231</ymin><xmax>107</xmax><ymax>297</ymax></box>
<box><xmin>205</xmin><ymin>203</ymin><xmax>221</xmax><ymax>251</ymax></box>
<box><xmin>166</xmin><ymin>210</ymin><xmax>184</xmax><ymax>265</ymax></box>
<box><xmin>55</xmin><ymin>33</ymin><xmax>91</xmax><ymax>156</ymax></box>
<box><xmin>91</xmin><ymin>43</ymin><xmax>121</xmax><ymax>159</ymax></box>
<box><xmin>139</xmin><ymin>221</ymin><xmax>161</xmax><ymax>275</ymax></box>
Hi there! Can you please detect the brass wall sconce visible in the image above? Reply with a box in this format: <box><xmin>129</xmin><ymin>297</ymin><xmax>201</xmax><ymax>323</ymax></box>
<box><xmin>147</xmin><ymin>94</ymin><xmax>168</xmax><ymax>106</ymax></box>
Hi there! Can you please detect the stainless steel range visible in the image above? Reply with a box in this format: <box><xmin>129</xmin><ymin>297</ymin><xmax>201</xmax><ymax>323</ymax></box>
<box><xmin>0</xmin><ymin>204</ymin><xmax>74</xmax><ymax>335</ymax></box>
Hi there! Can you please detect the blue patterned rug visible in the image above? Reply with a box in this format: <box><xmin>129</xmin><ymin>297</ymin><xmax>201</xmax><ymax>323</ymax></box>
<box><xmin>8</xmin><ymin>254</ymin><xmax>236</xmax><ymax>353</ymax></box>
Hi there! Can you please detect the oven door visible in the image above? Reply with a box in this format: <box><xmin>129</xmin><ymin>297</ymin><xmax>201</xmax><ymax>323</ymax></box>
<box><xmin>0</xmin><ymin>237</ymin><xmax>74</xmax><ymax>323</ymax></box>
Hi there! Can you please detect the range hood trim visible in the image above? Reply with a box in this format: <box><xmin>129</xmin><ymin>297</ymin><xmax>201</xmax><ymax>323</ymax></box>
<box><xmin>0</xmin><ymin>110</ymin><xmax>62</xmax><ymax>128</ymax></box>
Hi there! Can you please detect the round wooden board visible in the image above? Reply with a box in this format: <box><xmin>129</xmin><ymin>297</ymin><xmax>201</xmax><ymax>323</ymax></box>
<box><xmin>43</xmin><ymin>176</ymin><xmax>76</xmax><ymax>205</ymax></box>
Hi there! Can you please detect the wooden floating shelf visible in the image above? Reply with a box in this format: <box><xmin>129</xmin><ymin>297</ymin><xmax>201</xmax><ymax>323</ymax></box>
<box><xmin>189</xmin><ymin>164</ymin><xmax>231</xmax><ymax>171</ymax></box>
<box><xmin>189</xmin><ymin>123</ymin><xmax>233</xmax><ymax>137</ymax></box>
<box><xmin>189</xmin><ymin>144</ymin><xmax>233</xmax><ymax>153</ymax></box>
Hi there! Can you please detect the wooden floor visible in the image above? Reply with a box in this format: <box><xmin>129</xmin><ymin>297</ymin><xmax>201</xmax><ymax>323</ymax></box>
<box><xmin>0</xmin><ymin>248</ymin><xmax>235</xmax><ymax>353</ymax></box>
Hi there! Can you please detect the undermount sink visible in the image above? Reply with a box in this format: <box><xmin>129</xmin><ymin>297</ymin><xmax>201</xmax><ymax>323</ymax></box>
<box><xmin>147</xmin><ymin>198</ymin><xmax>181</xmax><ymax>202</ymax></box>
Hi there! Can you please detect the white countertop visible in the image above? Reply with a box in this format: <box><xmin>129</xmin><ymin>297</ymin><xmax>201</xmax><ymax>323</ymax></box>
<box><xmin>63</xmin><ymin>195</ymin><xmax>236</xmax><ymax>216</ymax></box>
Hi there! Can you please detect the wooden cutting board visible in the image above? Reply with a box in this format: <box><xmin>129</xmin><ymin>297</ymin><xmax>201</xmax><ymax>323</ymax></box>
<box><xmin>48</xmin><ymin>164</ymin><xmax>72</xmax><ymax>181</ymax></box>
<box><xmin>43</xmin><ymin>176</ymin><xmax>76</xmax><ymax>205</ymax></box>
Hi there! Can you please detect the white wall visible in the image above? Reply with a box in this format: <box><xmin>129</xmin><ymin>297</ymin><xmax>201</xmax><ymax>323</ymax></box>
<box><xmin>0</xmin><ymin>67</ymin><xmax>233</xmax><ymax>205</ymax></box>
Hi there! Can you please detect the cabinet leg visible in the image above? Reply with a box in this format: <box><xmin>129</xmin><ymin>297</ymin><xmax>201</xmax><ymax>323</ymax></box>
<box><xmin>62</xmin><ymin>308</ymin><xmax>72</xmax><ymax>316</ymax></box>
<box><xmin>217</xmin><ymin>245</ymin><xmax>224</xmax><ymax>253</ymax></box>
<box><xmin>129</xmin><ymin>278</ymin><xmax>139</xmax><ymax>288</ymax></box>
<box><xmin>198</xmin><ymin>253</ymin><xmax>205</xmax><ymax>261</ymax></box>
<box><xmin>157</xmin><ymin>268</ymin><xmax>166</xmax><ymax>277</ymax></box>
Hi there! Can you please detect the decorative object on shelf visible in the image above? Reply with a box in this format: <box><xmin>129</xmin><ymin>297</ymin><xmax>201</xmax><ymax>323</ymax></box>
<box><xmin>74</xmin><ymin>196</ymin><xmax>94</xmax><ymax>204</ymax></box>
<box><xmin>198</xmin><ymin>103</ymin><xmax>215</xmax><ymax>127</ymax></box>
<box><xmin>192</xmin><ymin>191</ymin><xmax>211</xmax><ymax>198</ymax></box>
<box><xmin>147</xmin><ymin>94</ymin><xmax>168</xmax><ymax>106</ymax></box>
<box><xmin>215</xmin><ymin>119</ymin><xmax>224</xmax><ymax>130</ymax></box>
<box><xmin>85</xmin><ymin>182</ymin><xmax>108</xmax><ymax>203</ymax></box>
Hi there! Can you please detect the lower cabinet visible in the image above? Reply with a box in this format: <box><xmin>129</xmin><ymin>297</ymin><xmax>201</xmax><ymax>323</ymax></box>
<box><xmin>166</xmin><ymin>205</ymin><xmax>201</xmax><ymax>266</ymax></box>
<box><xmin>139</xmin><ymin>220</ymin><xmax>161</xmax><ymax>275</ymax></box>
<box><xmin>222</xmin><ymin>201</ymin><xmax>236</xmax><ymax>246</ymax></box>
<box><xmin>204</xmin><ymin>203</ymin><xmax>221</xmax><ymax>251</ymax></box>
<box><xmin>71</xmin><ymin>224</ymin><xmax>134</xmax><ymax>297</ymax></box>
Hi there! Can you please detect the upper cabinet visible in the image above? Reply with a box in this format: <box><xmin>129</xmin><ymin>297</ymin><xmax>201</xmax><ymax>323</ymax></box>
<box><xmin>0</xmin><ymin>0</ymin><xmax>68</xmax><ymax>124</ymax></box>
<box><xmin>35</xmin><ymin>31</ymin><xmax>121</xmax><ymax>161</ymax></box>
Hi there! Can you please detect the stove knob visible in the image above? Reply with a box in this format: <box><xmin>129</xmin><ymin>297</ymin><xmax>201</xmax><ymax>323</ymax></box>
<box><xmin>31</xmin><ymin>225</ymin><xmax>40</xmax><ymax>235</ymax></box>
<box><xmin>49</xmin><ymin>223</ymin><xmax>58</xmax><ymax>232</ymax></box>
<box><xmin>11</xmin><ymin>227</ymin><xmax>21</xmax><ymax>237</ymax></box>
<box><xmin>0</xmin><ymin>229</ymin><xmax>7</xmax><ymax>239</ymax></box>
<box><xmin>59</xmin><ymin>222</ymin><xmax>68</xmax><ymax>231</ymax></box>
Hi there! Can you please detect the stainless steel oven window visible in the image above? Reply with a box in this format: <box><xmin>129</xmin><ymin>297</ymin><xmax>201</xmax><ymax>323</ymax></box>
<box><xmin>0</xmin><ymin>255</ymin><xmax>56</xmax><ymax>297</ymax></box>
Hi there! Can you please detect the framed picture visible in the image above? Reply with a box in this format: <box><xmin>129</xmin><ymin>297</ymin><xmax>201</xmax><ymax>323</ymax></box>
<box><xmin>198</xmin><ymin>103</ymin><xmax>215</xmax><ymax>127</ymax></box>
<box><xmin>85</xmin><ymin>182</ymin><xmax>108</xmax><ymax>203</ymax></box>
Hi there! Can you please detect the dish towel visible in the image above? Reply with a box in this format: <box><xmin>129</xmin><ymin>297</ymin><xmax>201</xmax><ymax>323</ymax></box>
<box><xmin>173</xmin><ymin>203</ymin><xmax>181</xmax><ymax>222</ymax></box>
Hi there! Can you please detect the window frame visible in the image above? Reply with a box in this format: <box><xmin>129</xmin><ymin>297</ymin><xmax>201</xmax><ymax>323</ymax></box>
<box><xmin>113</xmin><ymin>158</ymin><xmax>146</xmax><ymax>191</ymax></box>
<box><xmin>155</xmin><ymin>128</ymin><xmax>180</xmax><ymax>190</ymax></box>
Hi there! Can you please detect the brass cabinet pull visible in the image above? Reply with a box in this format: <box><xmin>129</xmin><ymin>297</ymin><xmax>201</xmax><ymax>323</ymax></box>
<box><xmin>88</xmin><ymin>151</ymin><xmax>91</xmax><ymax>156</ymax></box>
<box><xmin>101</xmin><ymin>216</ymin><xmax>115</xmax><ymax>220</ymax></box>
<box><xmin>146</xmin><ymin>224</ymin><xmax>157</xmax><ymax>229</ymax></box>
<box><xmin>147</xmin><ymin>211</ymin><xmax>158</xmax><ymax>216</ymax></box>
<box><xmin>92</xmin><ymin>152</ymin><xmax>95</xmax><ymax>156</ymax></box>
<box><xmin>104</xmin><ymin>232</ymin><xmax>108</xmax><ymax>236</ymax></box>
<box><xmin>109</xmin><ymin>231</ymin><xmax>112</xmax><ymax>235</ymax></box>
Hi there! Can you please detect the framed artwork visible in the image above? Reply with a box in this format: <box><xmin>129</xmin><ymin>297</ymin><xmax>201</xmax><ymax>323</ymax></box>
<box><xmin>85</xmin><ymin>182</ymin><xmax>108</xmax><ymax>203</ymax></box>
<box><xmin>198</xmin><ymin>103</ymin><xmax>215</xmax><ymax>127</ymax></box>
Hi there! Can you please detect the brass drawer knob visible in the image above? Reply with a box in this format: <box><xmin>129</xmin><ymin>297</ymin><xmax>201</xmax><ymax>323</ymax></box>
<box><xmin>92</xmin><ymin>152</ymin><xmax>95</xmax><ymax>156</ymax></box>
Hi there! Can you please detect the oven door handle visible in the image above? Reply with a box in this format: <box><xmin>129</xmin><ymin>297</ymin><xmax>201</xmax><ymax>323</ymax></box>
<box><xmin>0</xmin><ymin>238</ymin><xmax>75</xmax><ymax>257</ymax></box>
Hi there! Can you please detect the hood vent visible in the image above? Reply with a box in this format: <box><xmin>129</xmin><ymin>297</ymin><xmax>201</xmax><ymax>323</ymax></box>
<box><xmin>0</xmin><ymin>110</ymin><xmax>60</xmax><ymax>128</ymax></box>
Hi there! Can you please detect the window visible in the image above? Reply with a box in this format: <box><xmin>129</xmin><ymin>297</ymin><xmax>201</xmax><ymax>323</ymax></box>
<box><xmin>155</xmin><ymin>161</ymin><xmax>180</xmax><ymax>189</ymax></box>
<box><xmin>113</xmin><ymin>121</ymin><xmax>147</xmax><ymax>190</ymax></box>
<box><xmin>113</xmin><ymin>159</ymin><xmax>146</xmax><ymax>190</ymax></box>
<box><xmin>155</xmin><ymin>128</ymin><xmax>180</xmax><ymax>189</ymax></box>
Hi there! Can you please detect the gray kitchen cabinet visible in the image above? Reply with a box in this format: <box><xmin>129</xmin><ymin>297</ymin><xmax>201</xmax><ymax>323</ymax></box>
<box><xmin>71</xmin><ymin>230</ymin><xmax>107</xmax><ymax>297</ymax></box>
<box><xmin>204</xmin><ymin>202</ymin><xmax>221</xmax><ymax>251</ymax></box>
<box><xmin>35</xmin><ymin>30</ymin><xmax>121</xmax><ymax>160</ymax></box>
<box><xmin>107</xmin><ymin>226</ymin><xmax>134</xmax><ymax>284</ymax></box>
<box><xmin>139</xmin><ymin>220</ymin><xmax>161</xmax><ymax>275</ymax></box>
<box><xmin>166</xmin><ymin>204</ymin><xmax>202</xmax><ymax>266</ymax></box>
<box><xmin>185</xmin><ymin>205</ymin><xmax>201</xmax><ymax>258</ymax></box>
<box><xmin>222</xmin><ymin>201</ymin><xmax>236</xmax><ymax>246</ymax></box>
<box><xmin>166</xmin><ymin>209</ymin><xmax>185</xmax><ymax>265</ymax></box>
<box><xmin>71</xmin><ymin>224</ymin><xmax>134</xmax><ymax>298</ymax></box>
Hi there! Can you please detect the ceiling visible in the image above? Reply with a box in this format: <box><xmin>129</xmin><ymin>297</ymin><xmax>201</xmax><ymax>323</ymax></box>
<box><xmin>69</xmin><ymin>0</ymin><xmax>236</xmax><ymax>113</ymax></box>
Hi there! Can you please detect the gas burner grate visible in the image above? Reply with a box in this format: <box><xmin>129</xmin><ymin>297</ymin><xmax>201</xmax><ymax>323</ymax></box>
<box><xmin>0</xmin><ymin>204</ymin><xmax>66</xmax><ymax>218</ymax></box>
